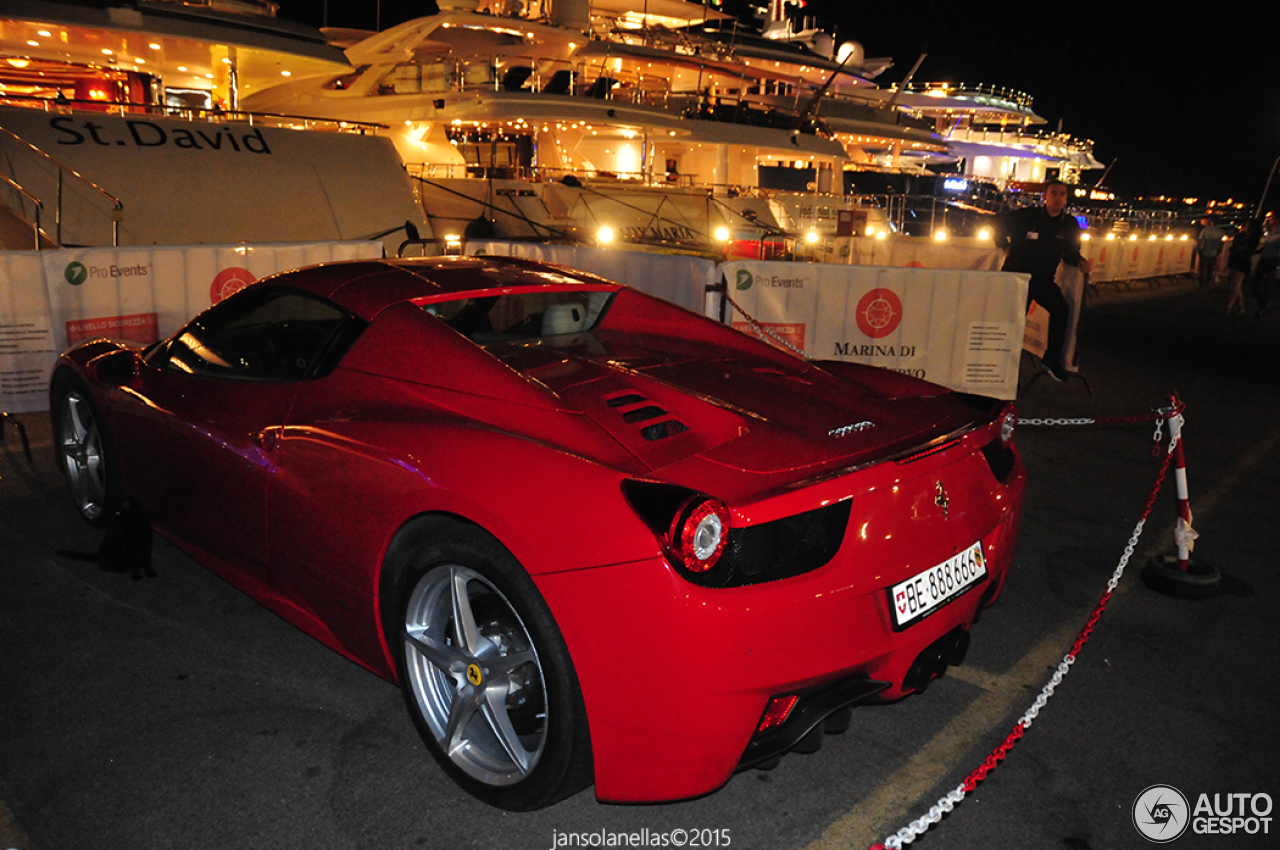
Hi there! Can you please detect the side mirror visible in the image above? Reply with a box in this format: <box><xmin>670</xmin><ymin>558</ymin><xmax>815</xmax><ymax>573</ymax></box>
<box><xmin>88</xmin><ymin>348</ymin><xmax>140</xmax><ymax>386</ymax></box>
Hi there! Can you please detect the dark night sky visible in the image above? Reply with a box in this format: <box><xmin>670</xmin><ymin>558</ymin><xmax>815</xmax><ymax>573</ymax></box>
<box><xmin>277</xmin><ymin>0</ymin><xmax>1280</xmax><ymax>208</ymax></box>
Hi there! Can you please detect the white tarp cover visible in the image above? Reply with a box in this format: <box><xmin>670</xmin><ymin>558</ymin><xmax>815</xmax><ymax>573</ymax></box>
<box><xmin>826</xmin><ymin>236</ymin><xmax>1004</xmax><ymax>271</ymax></box>
<box><xmin>720</xmin><ymin>261</ymin><xmax>1029</xmax><ymax>400</ymax></box>
<box><xmin>1</xmin><ymin>241</ymin><xmax>382</xmax><ymax>413</ymax></box>
<box><xmin>466</xmin><ymin>241</ymin><xmax>718</xmax><ymax>314</ymax></box>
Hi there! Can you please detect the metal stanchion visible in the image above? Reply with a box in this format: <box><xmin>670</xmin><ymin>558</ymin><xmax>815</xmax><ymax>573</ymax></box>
<box><xmin>1140</xmin><ymin>397</ymin><xmax>1222</xmax><ymax>598</ymax></box>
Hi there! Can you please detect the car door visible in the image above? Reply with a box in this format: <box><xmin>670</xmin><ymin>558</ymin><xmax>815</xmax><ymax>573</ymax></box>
<box><xmin>114</xmin><ymin>287</ymin><xmax>352</xmax><ymax>572</ymax></box>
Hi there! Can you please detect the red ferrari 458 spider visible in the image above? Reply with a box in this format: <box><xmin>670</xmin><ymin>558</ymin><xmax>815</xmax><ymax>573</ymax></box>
<box><xmin>51</xmin><ymin>256</ymin><xmax>1024</xmax><ymax>810</ymax></box>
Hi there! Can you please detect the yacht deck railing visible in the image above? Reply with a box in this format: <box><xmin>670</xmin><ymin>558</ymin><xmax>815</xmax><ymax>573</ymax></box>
<box><xmin>0</xmin><ymin>94</ymin><xmax>387</xmax><ymax>135</ymax></box>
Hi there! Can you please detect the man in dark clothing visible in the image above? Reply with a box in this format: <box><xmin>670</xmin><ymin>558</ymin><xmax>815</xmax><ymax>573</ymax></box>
<box><xmin>994</xmin><ymin>180</ymin><xmax>1093</xmax><ymax>381</ymax></box>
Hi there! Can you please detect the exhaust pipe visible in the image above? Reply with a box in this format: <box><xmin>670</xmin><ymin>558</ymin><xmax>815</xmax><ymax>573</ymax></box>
<box><xmin>903</xmin><ymin>628</ymin><xmax>970</xmax><ymax>694</ymax></box>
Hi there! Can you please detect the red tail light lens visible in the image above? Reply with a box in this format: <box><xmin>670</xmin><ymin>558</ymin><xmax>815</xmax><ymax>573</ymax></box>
<box><xmin>756</xmin><ymin>694</ymin><xmax>799</xmax><ymax>733</ymax></box>
<box><xmin>669</xmin><ymin>496</ymin><xmax>730</xmax><ymax>572</ymax></box>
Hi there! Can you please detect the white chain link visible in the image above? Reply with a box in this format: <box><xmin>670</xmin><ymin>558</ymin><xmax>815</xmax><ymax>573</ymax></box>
<box><xmin>719</xmin><ymin>289</ymin><xmax>810</xmax><ymax>359</ymax></box>
<box><xmin>885</xmin><ymin>785</ymin><xmax>968</xmax><ymax>849</ymax></box>
<box><xmin>1019</xmin><ymin>417</ymin><xmax>1097</xmax><ymax>427</ymax></box>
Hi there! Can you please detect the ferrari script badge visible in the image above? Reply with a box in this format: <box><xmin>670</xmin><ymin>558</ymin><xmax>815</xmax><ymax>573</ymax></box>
<box><xmin>828</xmin><ymin>420</ymin><xmax>876</xmax><ymax>438</ymax></box>
<box><xmin>934</xmin><ymin>481</ymin><xmax>950</xmax><ymax>519</ymax></box>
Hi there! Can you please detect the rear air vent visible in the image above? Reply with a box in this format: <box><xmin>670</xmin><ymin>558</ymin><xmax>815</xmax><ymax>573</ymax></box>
<box><xmin>603</xmin><ymin>390</ymin><xmax>688</xmax><ymax>442</ymax></box>
<box><xmin>622</xmin><ymin>405</ymin><xmax>666</xmax><ymax>423</ymax></box>
<box><xmin>641</xmin><ymin>420</ymin><xmax>688</xmax><ymax>441</ymax></box>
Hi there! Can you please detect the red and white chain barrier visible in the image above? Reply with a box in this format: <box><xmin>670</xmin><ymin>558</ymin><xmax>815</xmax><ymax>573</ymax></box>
<box><xmin>717</xmin><ymin>283</ymin><xmax>810</xmax><ymax>359</ymax></box>
<box><xmin>869</xmin><ymin>399</ymin><xmax>1186</xmax><ymax>850</ymax></box>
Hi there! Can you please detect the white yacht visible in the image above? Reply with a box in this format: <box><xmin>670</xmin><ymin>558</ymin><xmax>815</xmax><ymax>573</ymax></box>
<box><xmin>237</xmin><ymin>0</ymin><xmax>958</xmax><ymax>250</ymax></box>
<box><xmin>0</xmin><ymin>0</ymin><xmax>1105</xmax><ymax>253</ymax></box>
<box><xmin>0</xmin><ymin>0</ymin><xmax>424</xmax><ymax>250</ymax></box>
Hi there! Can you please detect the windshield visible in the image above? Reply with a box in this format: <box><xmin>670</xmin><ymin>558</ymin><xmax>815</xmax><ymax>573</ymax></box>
<box><xmin>421</xmin><ymin>290</ymin><xmax>615</xmax><ymax>344</ymax></box>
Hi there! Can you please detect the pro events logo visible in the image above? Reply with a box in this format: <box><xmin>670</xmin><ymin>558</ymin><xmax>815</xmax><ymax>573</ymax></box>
<box><xmin>855</xmin><ymin>288</ymin><xmax>903</xmax><ymax>339</ymax></box>
<box><xmin>735</xmin><ymin>269</ymin><xmax>754</xmax><ymax>291</ymax></box>
<box><xmin>1133</xmin><ymin>784</ymin><xmax>1190</xmax><ymax>843</ymax></box>
<box><xmin>64</xmin><ymin>261</ymin><xmax>88</xmax><ymax>286</ymax></box>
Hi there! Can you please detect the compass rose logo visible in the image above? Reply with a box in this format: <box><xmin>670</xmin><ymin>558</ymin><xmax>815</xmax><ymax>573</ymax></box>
<box><xmin>210</xmin><ymin>266</ymin><xmax>256</xmax><ymax>304</ymax></box>
<box><xmin>1132</xmin><ymin>784</ymin><xmax>1189</xmax><ymax>842</ymax></box>
<box><xmin>855</xmin><ymin>288</ymin><xmax>903</xmax><ymax>339</ymax></box>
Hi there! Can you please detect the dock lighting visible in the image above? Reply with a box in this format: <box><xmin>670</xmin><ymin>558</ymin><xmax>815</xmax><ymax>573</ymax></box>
<box><xmin>1080</xmin><ymin>232</ymin><xmax>1091</xmax><ymax>242</ymax></box>
<box><xmin>1180</xmin><ymin>234</ymin><xmax>1189</xmax><ymax>241</ymax></box>
<box><xmin>805</xmin><ymin>229</ymin><xmax>819</xmax><ymax>244</ymax></box>
<box><xmin>597</xmin><ymin>226</ymin><xmax>615</xmax><ymax>244</ymax></box>
<box><xmin>1129</xmin><ymin>234</ymin><xmax>1138</xmax><ymax>242</ymax></box>
<box><xmin>714</xmin><ymin>226</ymin><xmax>731</xmax><ymax>242</ymax></box>
<box><xmin>933</xmin><ymin>228</ymin><xmax>948</xmax><ymax>242</ymax></box>
<box><xmin>876</xmin><ymin>229</ymin><xmax>888</xmax><ymax>241</ymax></box>
<box><xmin>1165</xmin><ymin>234</ymin><xmax>1174</xmax><ymax>241</ymax></box>
<box><xmin>977</xmin><ymin>227</ymin><xmax>992</xmax><ymax>241</ymax></box>
<box><xmin>1148</xmin><ymin>234</ymin><xmax>1158</xmax><ymax>241</ymax></box>
<box><xmin>1106</xmin><ymin>232</ymin><xmax>1117</xmax><ymax>241</ymax></box>
<box><xmin>444</xmin><ymin>234</ymin><xmax>462</xmax><ymax>255</ymax></box>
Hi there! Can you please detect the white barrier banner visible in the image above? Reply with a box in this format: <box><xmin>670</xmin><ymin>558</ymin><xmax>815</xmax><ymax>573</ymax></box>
<box><xmin>721</xmin><ymin>262</ymin><xmax>1029</xmax><ymax>400</ymax></box>
<box><xmin>827</xmin><ymin>236</ymin><xmax>1004</xmax><ymax>271</ymax></box>
<box><xmin>1085</xmin><ymin>238</ymin><xmax>1194</xmax><ymax>282</ymax></box>
<box><xmin>1</xmin><ymin>241</ymin><xmax>382</xmax><ymax>413</ymax></box>
<box><xmin>467</xmin><ymin>241</ymin><xmax>717</xmax><ymax>313</ymax></box>
<box><xmin>0</xmin><ymin>253</ymin><xmax>58</xmax><ymax>413</ymax></box>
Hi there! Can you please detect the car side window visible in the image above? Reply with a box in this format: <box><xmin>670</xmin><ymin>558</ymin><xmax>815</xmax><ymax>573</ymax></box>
<box><xmin>163</xmin><ymin>287</ymin><xmax>357</xmax><ymax>382</ymax></box>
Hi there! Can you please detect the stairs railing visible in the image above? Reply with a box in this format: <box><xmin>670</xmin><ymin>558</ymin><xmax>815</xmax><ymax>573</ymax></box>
<box><xmin>0</xmin><ymin>172</ymin><xmax>47</xmax><ymax>249</ymax></box>
<box><xmin>0</xmin><ymin>126</ymin><xmax>123</xmax><ymax>247</ymax></box>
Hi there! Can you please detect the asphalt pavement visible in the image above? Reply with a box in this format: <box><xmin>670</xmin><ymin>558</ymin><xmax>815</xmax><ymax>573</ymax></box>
<box><xmin>1</xmin><ymin>274</ymin><xmax>1277</xmax><ymax>850</ymax></box>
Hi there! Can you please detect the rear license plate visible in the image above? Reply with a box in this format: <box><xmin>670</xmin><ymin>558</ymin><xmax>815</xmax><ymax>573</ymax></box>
<box><xmin>889</xmin><ymin>541</ymin><xmax>988</xmax><ymax>629</ymax></box>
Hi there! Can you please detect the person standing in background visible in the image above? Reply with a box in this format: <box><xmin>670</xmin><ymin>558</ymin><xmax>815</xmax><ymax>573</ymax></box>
<box><xmin>1254</xmin><ymin>213</ymin><xmax>1279</xmax><ymax>317</ymax></box>
<box><xmin>1195</xmin><ymin>216</ymin><xmax>1225</xmax><ymax>289</ymax></box>
<box><xmin>995</xmin><ymin>180</ymin><xmax>1094</xmax><ymax>382</ymax></box>
<box><xmin>1225</xmin><ymin>218</ymin><xmax>1261</xmax><ymax>315</ymax></box>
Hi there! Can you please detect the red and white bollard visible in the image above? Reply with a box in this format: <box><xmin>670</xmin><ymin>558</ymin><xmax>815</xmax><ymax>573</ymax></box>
<box><xmin>1141</xmin><ymin>399</ymin><xmax>1222</xmax><ymax>598</ymax></box>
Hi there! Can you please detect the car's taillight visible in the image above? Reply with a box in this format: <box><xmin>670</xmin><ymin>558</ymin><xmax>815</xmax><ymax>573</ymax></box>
<box><xmin>756</xmin><ymin>694</ymin><xmax>799</xmax><ymax>733</ymax></box>
<box><xmin>669</xmin><ymin>496</ymin><xmax>730</xmax><ymax>572</ymax></box>
<box><xmin>1000</xmin><ymin>405</ymin><xmax>1016</xmax><ymax>445</ymax></box>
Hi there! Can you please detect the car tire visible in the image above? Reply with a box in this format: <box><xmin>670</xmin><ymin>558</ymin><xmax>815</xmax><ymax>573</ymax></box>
<box><xmin>391</xmin><ymin>518</ymin><xmax>593</xmax><ymax>810</ymax></box>
<box><xmin>51</xmin><ymin>371</ymin><xmax>121</xmax><ymax>527</ymax></box>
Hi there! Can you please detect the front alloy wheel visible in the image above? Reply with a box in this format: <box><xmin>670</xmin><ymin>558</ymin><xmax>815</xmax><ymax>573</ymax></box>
<box><xmin>58</xmin><ymin>388</ymin><xmax>111</xmax><ymax>523</ymax></box>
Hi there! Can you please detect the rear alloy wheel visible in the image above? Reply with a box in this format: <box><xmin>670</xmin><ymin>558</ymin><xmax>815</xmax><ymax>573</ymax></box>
<box><xmin>396</xmin><ymin>524</ymin><xmax>591</xmax><ymax>810</ymax></box>
<box><xmin>54</xmin><ymin>379</ymin><xmax>119</xmax><ymax>525</ymax></box>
